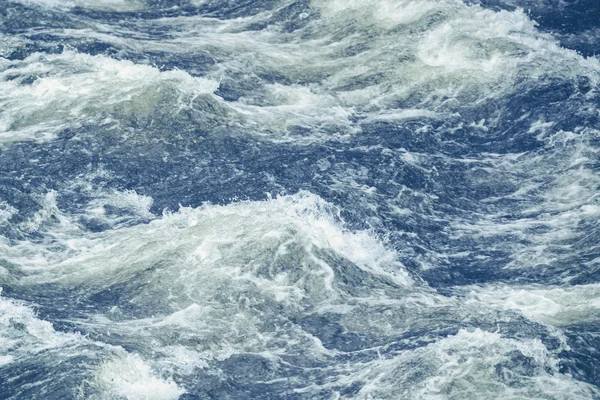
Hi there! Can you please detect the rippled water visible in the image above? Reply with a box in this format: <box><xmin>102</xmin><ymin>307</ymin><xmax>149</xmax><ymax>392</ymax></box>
<box><xmin>1</xmin><ymin>0</ymin><xmax>600</xmax><ymax>398</ymax></box>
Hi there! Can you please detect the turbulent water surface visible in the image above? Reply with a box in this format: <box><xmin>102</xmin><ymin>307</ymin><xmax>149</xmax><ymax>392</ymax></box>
<box><xmin>1</xmin><ymin>0</ymin><xmax>600</xmax><ymax>398</ymax></box>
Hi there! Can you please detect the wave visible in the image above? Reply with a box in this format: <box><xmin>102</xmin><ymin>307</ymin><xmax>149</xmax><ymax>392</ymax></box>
<box><xmin>2</xmin><ymin>0</ymin><xmax>600</xmax><ymax>398</ymax></box>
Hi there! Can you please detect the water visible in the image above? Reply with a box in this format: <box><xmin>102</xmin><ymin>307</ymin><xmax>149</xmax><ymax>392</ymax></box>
<box><xmin>0</xmin><ymin>0</ymin><xmax>599</xmax><ymax>398</ymax></box>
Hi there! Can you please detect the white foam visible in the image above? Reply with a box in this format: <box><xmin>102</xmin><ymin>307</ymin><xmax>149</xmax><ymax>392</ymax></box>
<box><xmin>9</xmin><ymin>191</ymin><xmax>408</xmax><ymax>289</ymax></box>
<box><xmin>437</xmin><ymin>120</ymin><xmax>600</xmax><ymax>277</ymax></box>
<box><xmin>93</xmin><ymin>353</ymin><xmax>184</xmax><ymax>400</ymax></box>
<box><xmin>315</xmin><ymin>0</ymin><xmax>442</xmax><ymax>28</ymax></box>
<box><xmin>0</xmin><ymin>201</ymin><xmax>18</xmax><ymax>225</ymax></box>
<box><xmin>2</xmin><ymin>190</ymin><xmax>413</xmax><ymax>376</ymax></box>
<box><xmin>21</xmin><ymin>191</ymin><xmax>76</xmax><ymax>232</ymax></box>
<box><xmin>347</xmin><ymin>329</ymin><xmax>599</xmax><ymax>399</ymax></box>
<box><xmin>44</xmin><ymin>0</ymin><xmax>581</xmax><ymax>144</ymax></box>
<box><xmin>3</xmin><ymin>0</ymin><xmax>598</xmax><ymax>145</ymax></box>
<box><xmin>2</xmin><ymin>1</ymin><xmax>600</xmax><ymax>396</ymax></box>
<box><xmin>0</xmin><ymin>354</ymin><xmax>14</xmax><ymax>366</ymax></box>
<box><xmin>16</xmin><ymin>0</ymin><xmax>145</xmax><ymax>11</ymax></box>
<box><xmin>362</xmin><ymin>108</ymin><xmax>440</xmax><ymax>124</ymax></box>
<box><xmin>83</xmin><ymin>189</ymin><xmax>155</xmax><ymax>227</ymax></box>
<box><xmin>464</xmin><ymin>283</ymin><xmax>600</xmax><ymax>326</ymax></box>
<box><xmin>0</xmin><ymin>293</ymin><xmax>86</xmax><ymax>362</ymax></box>
<box><xmin>0</xmin><ymin>51</ymin><xmax>219</xmax><ymax>144</ymax></box>
<box><xmin>0</xmin><ymin>290</ymin><xmax>185</xmax><ymax>399</ymax></box>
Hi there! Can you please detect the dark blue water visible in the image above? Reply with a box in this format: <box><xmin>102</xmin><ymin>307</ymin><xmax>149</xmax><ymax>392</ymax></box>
<box><xmin>1</xmin><ymin>0</ymin><xmax>600</xmax><ymax>398</ymax></box>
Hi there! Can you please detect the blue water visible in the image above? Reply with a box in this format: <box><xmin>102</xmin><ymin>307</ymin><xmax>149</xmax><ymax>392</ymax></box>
<box><xmin>1</xmin><ymin>0</ymin><xmax>600</xmax><ymax>398</ymax></box>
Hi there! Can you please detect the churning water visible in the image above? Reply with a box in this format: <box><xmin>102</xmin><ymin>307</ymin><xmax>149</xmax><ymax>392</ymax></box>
<box><xmin>1</xmin><ymin>0</ymin><xmax>600</xmax><ymax>398</ymax></box>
